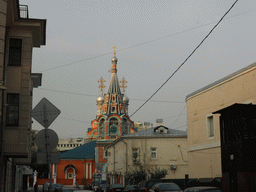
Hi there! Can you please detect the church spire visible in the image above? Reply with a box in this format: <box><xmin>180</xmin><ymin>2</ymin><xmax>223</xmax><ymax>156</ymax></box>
<box><xmin>111</xmin><ymin>45</ymin><xmax>118</xmax><ymax>73</ymax></box>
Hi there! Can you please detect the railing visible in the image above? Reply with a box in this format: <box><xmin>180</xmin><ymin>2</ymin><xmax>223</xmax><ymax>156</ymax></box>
<box><xmin>19</xmin><ymin>5</ymin><xmax>29</xmax><ymax>18</ymax></box>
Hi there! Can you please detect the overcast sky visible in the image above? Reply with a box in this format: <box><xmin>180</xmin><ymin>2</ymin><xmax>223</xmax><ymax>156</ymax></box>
<box><xmin>20</xmin><ymin>0</ymin><xmax>256</xmax><ymax>138</ymax></box>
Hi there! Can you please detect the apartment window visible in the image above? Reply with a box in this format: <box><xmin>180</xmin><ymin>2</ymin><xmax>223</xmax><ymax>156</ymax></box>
<box><xmin>9</xmin><ymin>38</ymin><xmax>22</xmax><ymax>66</ymax></box>
<box><xmin>151</xmin><ymin>148</ymin><xmax>157</xmax><ymax>159</ymax></box>
<box><xmin>6</xmin><ymin>93</ymin><xmax>19</xmax><ymax>126</ymax></box>
<box><xmin>207</xmin><ymin>115</ymin><xmax>215</xmax><ymax>138</ymax></box>
<box><xmin>132</xmin><ymin>148</ymin><xmax>139</xmax><ymax>162</ymax></box>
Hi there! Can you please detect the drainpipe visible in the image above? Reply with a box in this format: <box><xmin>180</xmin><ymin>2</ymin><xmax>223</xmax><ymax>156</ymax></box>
<box><xmin>113</xmin><ymin>146</ymin><xmax>115</xmax><ymax>184</ymax></box>
<box><xmin>120</xmin><ymin>140</ymin><xmax>127</xmax><ymax>185</ymax></box>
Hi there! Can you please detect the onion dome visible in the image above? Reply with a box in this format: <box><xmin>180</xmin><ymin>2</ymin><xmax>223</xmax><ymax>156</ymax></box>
<box><xmin>123</xmin><ymin>95</ymin><xmax>129</xmax><ymax>103</ymax></box>
<box><xmin>96</xmin><ymin>95</ymin><xmax>104</xmax><ymax>103</ymax></box>
<box><xmin>112</xmin><ymin>56</ymin><xmax>118</xmax><ymax>63</ymax></box>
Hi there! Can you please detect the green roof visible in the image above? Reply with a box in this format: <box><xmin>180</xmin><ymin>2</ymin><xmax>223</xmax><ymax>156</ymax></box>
<box><xmin>60</xmin><ymin>141</ymin><xmax>96</xmax><ymax>159</ymax></box>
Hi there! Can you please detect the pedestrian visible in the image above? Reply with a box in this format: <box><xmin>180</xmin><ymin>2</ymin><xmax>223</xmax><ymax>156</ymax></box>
<box><xmin>34</xmin><ymin>182</ymin><xmax>38</xmax><ymax>192</ymax></box>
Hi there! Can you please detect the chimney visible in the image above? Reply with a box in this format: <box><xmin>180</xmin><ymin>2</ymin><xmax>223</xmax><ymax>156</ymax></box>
<box><xmin>144</xmin><ymin>122</ymin><xmax>150</xmax><ymax>130</ymax></box>
<box><xmin>156</xmin><ymin>119</ymin><xmax>163</xmax><ymax>126</ymax></box>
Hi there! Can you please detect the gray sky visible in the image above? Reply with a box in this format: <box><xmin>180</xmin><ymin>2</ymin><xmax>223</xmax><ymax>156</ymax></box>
<box><xmin>20</xmin><ymin>0</ymin><xmax>256</xmax><ymax>138</ymax></box>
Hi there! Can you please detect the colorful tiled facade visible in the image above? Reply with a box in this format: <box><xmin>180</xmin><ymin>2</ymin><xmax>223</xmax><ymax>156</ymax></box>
<box><xmin>87</xmin><ymin>51</ymin><xmax>136</xmax><ymax>183</ymax></box>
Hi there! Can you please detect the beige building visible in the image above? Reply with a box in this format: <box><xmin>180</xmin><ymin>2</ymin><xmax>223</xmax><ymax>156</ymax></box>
<box><xmin>57</xmin><ymin>137</ymin><xmax>88</xmax><ymax>151</ymax></box>
<box><xmin>186</xmin><ymin>62</ymin><xmax>256</xmax><ymax>180</ymax></box>
<box><xmin>0</xmin><ymin>0</ymin><xmax>46</xmax><ymax>191</ymax></box>
<box><xmin>106</xmin><ymin>120</ymin><xmax>188</xmax><ymax>185</ymax></box>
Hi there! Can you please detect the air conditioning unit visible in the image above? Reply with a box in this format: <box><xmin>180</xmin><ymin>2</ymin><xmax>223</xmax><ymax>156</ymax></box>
<box><xmin>170</xmin><ymin>164</ymin><xmax>177</xmax><ymax>170</ymax></box>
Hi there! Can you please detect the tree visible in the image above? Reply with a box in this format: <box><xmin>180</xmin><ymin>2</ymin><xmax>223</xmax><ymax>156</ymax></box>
<box><xmin>149</xmin><ymin>166</ymin><xmax>168</xmax><ymax>180</ymax></box>
<box><xmin>125</xmin><ymin>165</ymin><xmax>147</xmax><ymax>185</ymax></box>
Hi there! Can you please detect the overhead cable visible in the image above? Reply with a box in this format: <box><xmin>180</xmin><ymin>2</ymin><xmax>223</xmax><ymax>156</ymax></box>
<box><xmin>130</xmin><ymin>0</ymin><xmax>239</xmax><ymax>117</ymax></box>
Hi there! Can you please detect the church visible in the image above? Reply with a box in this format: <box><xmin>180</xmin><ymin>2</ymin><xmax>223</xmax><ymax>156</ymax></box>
<box><xmin>37</xmin><ymin>48</ymin><xmax>136</xmax><ymax>186</ymax></box>
<box><xmin>87</xmin><ymin>47</ymin><xmax>136</xmax><ymax>183</ymax></box>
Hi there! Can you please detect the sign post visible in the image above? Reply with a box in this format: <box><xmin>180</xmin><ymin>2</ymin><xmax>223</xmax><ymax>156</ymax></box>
<box><xmin>31</xmin><ymin>98</ymin><xmax>61</xmax><ymax>190</ymax></box>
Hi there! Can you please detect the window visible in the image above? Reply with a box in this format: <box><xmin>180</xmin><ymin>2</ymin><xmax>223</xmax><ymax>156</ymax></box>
<box><xmin>9</xmin><ymin>38</ymin><xmax>22</xmax><ymax>66</ymax></box>
<box><xmin>6</xmin><ymin>93</ymin><xmax>19</xmax><ymax>126</ymax></box>
<box><xmin>122</xmin><ymin>118</ymin><xmax>128</xmax><ymax>134</ymax></box>
<box><xmin>207</xmin><ymin>115</ymin><xmax>214</xmax><ymax>138</ymax></box>
<box><xmin>111</xmin><ymin>106</ymin><xmax>116</xmax><ymax>113</ymax></box>
<box><xmin>151</xmin><ymin>148</ymin><xmax>157</xmax><ymax>159</ymax></box>
<box><xmin>68</xmin><ymin>173</ymin><xmax>73</xmax><ymax>179</ymax></box>
<box><xmin>99</xmin><ymin>119</ymin><xmax>105</xmax><ymax>135</ymax></box>
<box><xmin>103</xmin><ymin>148</ymin><xmax>108</xmax><ymax>159</ymax></box>
<box><xmin>132</xmin><ymin>148</ymin><xmax>139</xmax><ymax>162</ymax></box>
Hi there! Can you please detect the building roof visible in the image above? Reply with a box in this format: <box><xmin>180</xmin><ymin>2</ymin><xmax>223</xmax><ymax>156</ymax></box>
<box><xmin>186</xmin><ymin>62</ymin><xmax>256</xmax><ymax>100</ymax></box>
<box><xmin>124</xmin><ymin>125</ymin><xmax>187</xmax><ymax>137</ymax></box>
<box><xmin>60</xmin><ymin>141</ymin><xmax>96</xmax><ymax>159</ymax></box>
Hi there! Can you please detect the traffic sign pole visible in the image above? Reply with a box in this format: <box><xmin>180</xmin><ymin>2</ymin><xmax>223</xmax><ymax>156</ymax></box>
<box><xmin>43</xmin><ymin>103</ymin><xmax>52</xmax><ymax>190</ymax></box>
<box><xmin>32</xmin><ymin>98</ymin><xmax>61</xmax><ymax>191</ymax></box>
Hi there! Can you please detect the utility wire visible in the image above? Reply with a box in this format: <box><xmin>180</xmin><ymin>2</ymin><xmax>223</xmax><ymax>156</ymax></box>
<box><xmin>37</xmin><ymin>88</ymin><xmax>184</xmax><ymax>103</ymax></box>
<box><xmin>40</xmin><ymin>2</ymin><xmax>247</xmax><ymax>73</ymax></box>
<box><xmin>130</xmin><ymin>0</ymin><xmax>239</xmax><ymax>117</ymax></box>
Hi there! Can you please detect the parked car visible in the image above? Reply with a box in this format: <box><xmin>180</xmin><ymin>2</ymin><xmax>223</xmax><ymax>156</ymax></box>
<box><xmin>62</xmin><ymin>188</ymin><xmax>78</xmax><ymax>192</ymax></box>
<box><xmin>124</xmin><ymin>185</ymin><xmax>139</xmax><ymax>192</ymax></box>
<box><xmin>43</xmin><ymin>182</ymin><xmax>50</xmax><ymax>192</ymax></box>
<box><xmin>108</xmin><ymin>184</ymin><xmax>125</xmax><ymax>192</ymax></box>
<box><xmin>138</xmin><ymin>180</ymin><xmax>163</xmax><ymax>192</ymax></box>
<box><xmin>183</xmin><ymin>186</ymin><xmax>221</xmax><ymax>192</ymax></box>
<box><xmin>149</xmin><ymin>183</ymin><xmax>182</xmax><ymax>192</ymax></box>
<box><xmin>49</xmin><ymin>183</ymin><xmax>63</xmax><ymax>192</ymax></box>
<box><xmin>97</xmin><ymin>184</ymin><xmax>110</xmax><ymax>192</ymax></box>
<box><xmin>74</xmin><ymin>190</ymin><xmax>94</xmax><ymax>192</ymax></box>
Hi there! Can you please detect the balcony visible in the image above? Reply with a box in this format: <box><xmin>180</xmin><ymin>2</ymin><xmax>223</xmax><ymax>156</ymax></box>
<box><xmin>19</xmin><ymin>5</ymin><xmax>29</xmax><ymax>19</ymax></box>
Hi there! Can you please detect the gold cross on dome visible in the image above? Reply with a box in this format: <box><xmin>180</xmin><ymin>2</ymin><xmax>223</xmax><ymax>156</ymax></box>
<box><xmin>113</xmin><ymin>45</ymin><xmax>117</xmax><ymax>56</ymax></box>
<box><xmin>120</xmin><ymin>77</ymin><xmax>127</xmax><ymax>93</ymax></box>
<box><xmin>98</xmin><ymin>77</ymin><xmax>106</xmax><ymax>95</ymax></box>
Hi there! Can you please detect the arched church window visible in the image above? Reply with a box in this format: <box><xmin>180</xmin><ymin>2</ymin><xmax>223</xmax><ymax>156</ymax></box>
<box><xmin>99</xmin><ymin>119</ymin><xmax>105</xmax><ymax>135</ymax></box>
<box><xmin>112</xmin><ymin>106</ymin><xmax>116</xmax><ymax>113</ymax></box>
<box><xmin>122</xmin><ymin>118</ymin><xmax>129</xmax><ymax>134</ymax></box>
<box><xmin>112</xmin><ymin>95</ymin><xmax>116</xmax><ymax>102</ymax></box>
<box><xmin>109</xmin><ymin>117</ymin><xmax>118</xmax><ymax>134</ymax></box>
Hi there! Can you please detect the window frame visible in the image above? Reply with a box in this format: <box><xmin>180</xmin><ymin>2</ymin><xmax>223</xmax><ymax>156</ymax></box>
<box><xmin>6</xmin><ymin>93</ymin><xmax>19</xmax><ymax>126</ymax></box>
<box><xmin>206</xmin><ymin>114</ymin><xmax>215</xmax><ymax>139</ymax></box>
<box><xmin>68</xmin><ymin>173</ymin><xmax>73</xmax><ymax>179</ymax></box>
<box><xmin>8</xmin><ymin>38</ymin><xmax>22</xmax><ymax>66</ymax></box>
<box><xmin>103</xmin><ymin>148</ymin><xmax>108</xmax><ymax>159</ymax></box>
<box><xmin>150</xmin><ymin>147</ymin><xmax>157</xmax><ymax>159</ymax></box>
<box><xmin>132</xmin><ymin>148</ymin><xmax>140</xmax><ymax>162</ymax></box>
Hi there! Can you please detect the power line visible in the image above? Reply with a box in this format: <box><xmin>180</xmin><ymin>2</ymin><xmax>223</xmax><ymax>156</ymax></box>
<box><xmin>36</xmin><ymin>88</ymin><xmax>185</xmax><ymax>103</ymax></box>
<box><xmin>39</xmin><ymin>3</ymin><xmax>248</xmax><ymax>73</ymax></box>
<box><xmin>130</xmin><ymin>0</ymin><xmax>239</xmax><ymax>117</ymax></box>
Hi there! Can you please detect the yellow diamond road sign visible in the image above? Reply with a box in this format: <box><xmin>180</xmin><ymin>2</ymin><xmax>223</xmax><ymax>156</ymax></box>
<box><xmin>31</xmin><ymin>98</ymin><xmax>61</xmax><ymax>128</ymax></box>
